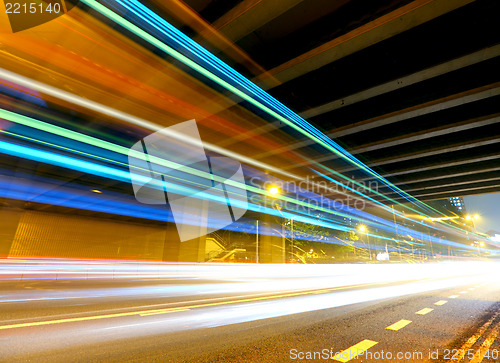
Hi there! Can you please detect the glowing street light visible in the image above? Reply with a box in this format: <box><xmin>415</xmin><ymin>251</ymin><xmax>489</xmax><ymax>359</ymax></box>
<box><xmin>357</xmin><ymin>225</ymin><xmax>372</xmax><ymax>260</ymax></box>
<box><xmin>465</xmin><ymin>214</ymin><xmax>482</xmax><ymax>257</ymax></box>
<box><xmin>255</xmin><ymin>185</ymin><xmax>280</xmax><ymax>264</ymax></box>
<box><xmin>268</xmin><ymin>186</ymin><xmax>279</xmax><ymax>196</ymax></box>
<box><xmin>427</xmin><ymin>216</ymin><xmax>459</xmax><ymax>222</ymax></box>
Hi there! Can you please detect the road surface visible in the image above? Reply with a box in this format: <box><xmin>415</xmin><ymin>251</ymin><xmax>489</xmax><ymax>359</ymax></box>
<box><xmin>0</xmin><ymin>260</ymin><xmax>499</xmax><ymax>362</ymax></box>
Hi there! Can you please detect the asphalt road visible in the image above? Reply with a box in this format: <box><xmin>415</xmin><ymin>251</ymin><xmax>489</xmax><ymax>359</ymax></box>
<box><xmin>0</xmin><ymin>260</ymin><xmax>499</xmax><ymax>362</ymax></box>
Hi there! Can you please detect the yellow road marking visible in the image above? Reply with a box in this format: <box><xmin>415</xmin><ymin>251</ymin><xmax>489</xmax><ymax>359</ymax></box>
<box><xmin>468</xmin><ymin>287</ymin><xmax>475</xmax><ymax>291</ymax></box>
<box><xmin>469</xmin><ymin>321</ymin><xmax>500</xmax><ymax>363</ymax></box>
<box><xmin>139</xmin><ymin>308</ymin><xmax>190</xmax><ymax>316</ymax></box>
<box><xmin>449</xmin><ymin>295</ymin><xmax>459</xmax><ymax>299</ymax></box>
<box><xmin>0</xmin><ymin>281</ymin><xmax>397</xmax><ymax>331</ymax></box>
<box><xmin>175</xmin><ymin>282</ymin><xmax>386</xmax><ymax>309</ymax></box>
<box><xmin>434</xmin><ymin>300</ymin><xmax>448</xmax><ymax>306</ymax></box>
<box><xmin>386</xmin><ymin>319</ymin><xmax>412</xmax><ymax>331</ymax></box>
<box><xmin>0</xmin><ymin>307</ymin><xmax>190</xmax><ymax>330</ymax></box>
<box><xmin>333</xmin><ymin>339</ymin><xmax>378</xmax><ymax>362</ymax></box>
<box><xmin>415</xmin><ymin>308</ymin><xmax>434</xmax><ymax>315</ymax></box>
<box><xmin>450</xmin><ymin>310</ymin><xmax>500</xmax><ymax>363</ymax></box>
<box><xmin>460</xmin><ymin>291</ymin><xmax>468</xmax><ymax>294</ymax></box>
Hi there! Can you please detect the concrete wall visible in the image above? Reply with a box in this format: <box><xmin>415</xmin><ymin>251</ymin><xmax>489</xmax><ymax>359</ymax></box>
<box><xmin>0</xmin><ymin>205</ymin><xmax>23</xmax><ymax>257</ymax></box>
<box><xmin>1</xmin><ymin>208</ymin><xmax>206</xmax><ymax>262</ymax></box>
<box><xmin>258</xmin><ymin>216</ymin><xmax>285</xmax><ymax>263</ymax></box>
<box><xmin>9</xmin><ymin>209</ymin><xmax>166</xmax><ymax>260</ymax></box>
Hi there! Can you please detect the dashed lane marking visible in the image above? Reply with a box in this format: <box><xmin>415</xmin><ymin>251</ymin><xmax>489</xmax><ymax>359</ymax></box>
<box><xmin>415</xmin><ymin>308</ymin><xmax>434</xmax><ymax>315</ymax></box>
<box><xmin>333</xmin><ymin>339</ymin><xmax>378</xmax><ymax>362</ymax></box>
<box><xmin>434</xmin><ymin>300</ymin><xmax>448</xmax><ymax>306</ymax></box>
<box><xmin>386</xmin><ymin>319</ymin><xmax>412</xmax><ymax>331</ymax></box>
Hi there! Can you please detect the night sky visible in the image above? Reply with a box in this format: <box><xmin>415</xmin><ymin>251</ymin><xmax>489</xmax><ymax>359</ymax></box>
<box><xmin>464</xmin><ymin>192</ymin><xmax>500</xmax><ymax>235</ymax></box>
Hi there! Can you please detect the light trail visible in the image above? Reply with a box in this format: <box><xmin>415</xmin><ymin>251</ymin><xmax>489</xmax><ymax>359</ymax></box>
<box><xmin>0</xmin><ymin>137</ymin><xmax>480</xmax><ymax>251</ymax></box>
<box><xmin>0</xmin><ymin>86</ymin><xmax>475</xmax><ymax>244</ymax></box>
<box><xmin>0</xmin><ymin>31</ymin><xmax>302</xmax><ymax>163</ymax></box>
<box><xmin>0</xmin><ymin>260</ymin><xmax>497</xmax><ymax>360</ymax></box>
<box><xmin>0</xmin><ymin>69</ymin><xmax>451</xmax><ymax>228</ymax></box>
<box><xmin>80</xmin><ymin>0</ymin><xmax>444</xmax><ymax>213</ymax></box>
<box><xmin>0</xmin><ymin>108</ymin><xmax>486</xmax><ymax>251</ymax></box>
<box><xmin>0</xmin><ymin>67</ymin><xmax>300</xmax><ymax>180</ymax></box>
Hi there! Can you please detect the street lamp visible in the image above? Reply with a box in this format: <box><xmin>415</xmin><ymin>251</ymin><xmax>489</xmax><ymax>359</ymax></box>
<box><xmin>465</xmin><ymin>214</ymin><xmax>480</xmax><ymax>234</ymax></box>
<box><xmin>268</xmin><ymin>186</ymin><xmax>280</xmax><ymax>196</ymax></box>
<box><xmin>290</xmin><ymin>216</ymin><xmax>296</xmax><ymax>263</ymax></box>
<box><xmin>255</xmin><ymin>219</ymin><xmax>259</xmax><ymax>264</ymax></box>
<box><xmin>358</xmin><ymin>225</ymin><xmax>372</xmax><ymax>260</ymax></box>
<box><xmin>266</xmin><ymin>185</ymin><xmax>286</xmax><ymax>262</ymax></box>
<box><xmin>465</xmin><ymin>214</ymin><xmax>482</xmax><ymax>257</ymax></box>
<box><xmin>255</xmin><ymin>186</ymin><xmax>281</xmax><ymax>264</ymax></box>
<box><xmin>465</xmin><ymin>214</ymin><xmax>479</xmax><ymax>221</ymax></box>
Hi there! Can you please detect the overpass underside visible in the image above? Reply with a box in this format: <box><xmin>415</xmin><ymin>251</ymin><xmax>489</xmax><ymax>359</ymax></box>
<box><xmin>0</xmin><ymin>0</ymin><xmax>498</xmax><ymax>262</ymax></box>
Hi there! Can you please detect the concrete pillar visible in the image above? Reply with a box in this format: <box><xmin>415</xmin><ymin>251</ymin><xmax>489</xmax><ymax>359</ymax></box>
<box><xmin>0</xmin><ymin>206</ymin><xmax>23</xmax><ymax>258</ymax></box>
<box><xmin>178</xmin><ymin>235</ymin><xmax>206</xmax><ymax>262</ymax></box>
<box><xmin>258</xmin><ymin>213</ymin><xmax>285</xmax><ymax>263</ymax></box>
<box><xmin>162</xmin><ymin>222</ymin><xmax>207</xmax><ymax>262</ymax></box>
<box><xmin>162</xmin><ymin>222</ymin><xmax>181</xmax><ymax>262</ymax></box>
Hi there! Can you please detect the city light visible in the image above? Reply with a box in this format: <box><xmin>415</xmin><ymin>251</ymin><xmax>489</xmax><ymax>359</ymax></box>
<box><xmin>427</xmin><ymin>216</ymin><xmax>460</xmax><ymax>221</ymax></box>
<box><xmin>465</xmin><ymin>215</ymin><xmax>479</xmax><ymax>221</ymax></box>
<box><xmin>268</xmin><ymin>186</ymin><xmax>280</xmax><ymax>196</ymax></box>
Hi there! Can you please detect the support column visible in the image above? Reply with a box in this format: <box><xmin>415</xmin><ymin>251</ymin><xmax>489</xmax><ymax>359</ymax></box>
<box><xmin>162</xmin><ymin>222</ymin><xmax>207</xmax><ymax>262</ymax></box>
<box><xmin>162</xmin><ymin>222</ymin><xmax>181</xmax><ymax>262</ymax></box>
<box><xmin>258</xmin><ymin>213</ymin><xmax>285</xmax><ymax>263</ymax></box>
<box><xmin>0</xmin><ymin>205</ymin><xmax>23</xmax><ymax>258</ymax></box>
<box><xmin>178</xmin><ymin>235</ymin><xmax>206</xmax><ymax>262</ymax></box>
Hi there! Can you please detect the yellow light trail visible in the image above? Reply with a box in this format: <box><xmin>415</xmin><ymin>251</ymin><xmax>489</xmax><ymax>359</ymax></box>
<box><xmin>0</xmin><ymin>281</ymin><xmax>396</xmax><ymax>331</ymax></box>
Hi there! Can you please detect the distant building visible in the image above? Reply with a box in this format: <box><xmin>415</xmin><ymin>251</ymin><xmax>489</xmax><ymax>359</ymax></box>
<box><xmin>448</xmin><ymin>196</ymin><xmax>467</xmax><ymax>214</ymax></box>
<box><xmin>343</xmin><ymin>217</ymin><xmax>353</xmax><ymax>226</ymax></box>
<box><xmin>426</xmin><ymin>197</ymin><xmax>465</xmax><ymax>216</ymax></box>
